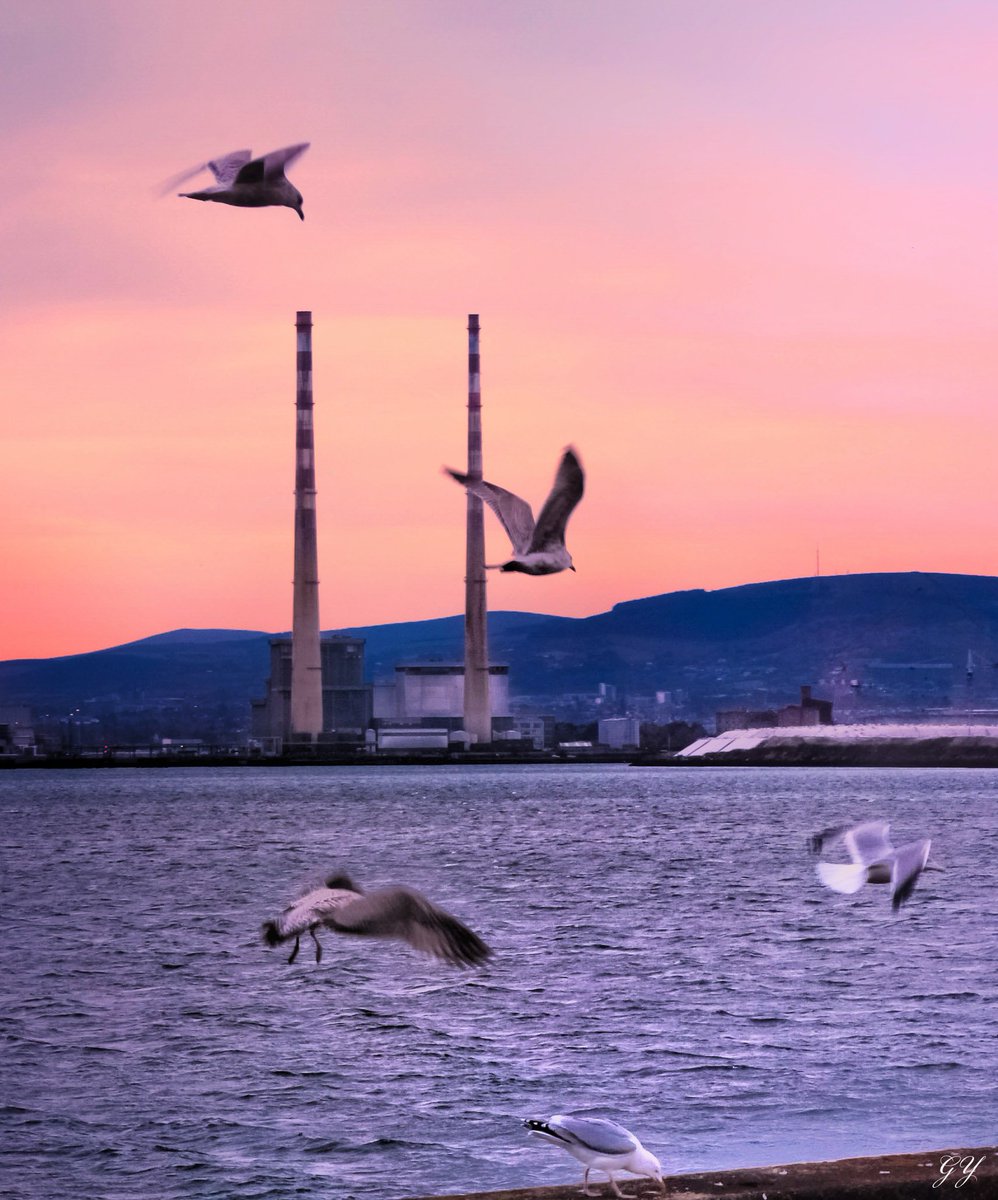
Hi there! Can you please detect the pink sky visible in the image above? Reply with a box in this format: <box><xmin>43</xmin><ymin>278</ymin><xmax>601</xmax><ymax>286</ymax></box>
<box><xmin>3</xmin><ymin>1</ymin><xmax>998</xmax><ymax>659</ymax></box>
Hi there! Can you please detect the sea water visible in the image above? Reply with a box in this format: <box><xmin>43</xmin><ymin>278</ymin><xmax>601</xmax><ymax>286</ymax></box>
<box><xmin>1</xmin><ymin>764</ymin><xmax>995</xmax><ymax>1199</ymax></box>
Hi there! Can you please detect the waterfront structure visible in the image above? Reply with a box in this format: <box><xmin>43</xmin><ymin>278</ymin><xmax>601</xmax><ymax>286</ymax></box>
<box><xmin>0</xmin><ymin>705</ymin><xmax>35</xmax><ymax>755</ymax></box>
<box><xmin>511</xmin><ymin>714</ymin><xmax>555</xmax><ymax>750</ymax></box>
<box><xmin>373</xmin><ymin>661</ymin><xmax>510</xmax><ymax>734</ymax></box>
<box><xmin>598</xmin><ymin>716</ymin><xmax>642</xmax><ymax>749</ymax></box>
<box><xmin>289</xmin><ymin>310</ymin><xmax>324</xmax><ymax>741</ymax></box>
<box><xmin>676</xmin><ymin>720</ymin><xmax>998</xmax><ymax>761</ymax></box>
<box><xmin>716</xmin><ymin>685</ymin><xmax>833</xmax><ymax>734</ymax></box>
<box><xmin>251</xmin><ymin>635</ymin><xmax>371</xmax><ymax>744</ymax></box>
<box><xmin>463</xmin><ymin>314</ymin><xmax>492</xmax><ymax>745</ymax></box>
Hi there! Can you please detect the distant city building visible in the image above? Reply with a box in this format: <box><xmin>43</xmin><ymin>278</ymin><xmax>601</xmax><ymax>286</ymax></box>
<box><xmin>512</xmin><ymin>714</ymin><xmax>555</xmax><ymax>750</ymax></box>
<box><xmin>716</xmin><ymin>685</ymin><xmax>833</xmax><ymax>733</ymax></box>
<box><xmin>598</xmin><ymin>716</ymin><xmax>642</xmax><ymax>749</ymax></box>
<box><xmin>0</xmin><ymin>705</ymin><xmax>35</xmax><ymax>755</ymax></box>
<box><xmin>251</xmin><ymin>635</ymin><xmax>372</xmax><ymax>744</ymax></box>
<box><xmin>778</xmin><ymin>685</ymin><xmax>833</xmax><ymax>727</ymax></box>
<box><xmin>376</xmin><ymin>727</ymin><xmax>451</xmax><ymax>753</ymax></box>
<box><xmin>373</xmin><ymin>662</ymin><xmax>512</xmax><ymax>741</ymax></box>
<box><xmin>716</xmin><ymin>708</ymin><xmax>779</xmax><ymax>734</ymax></box>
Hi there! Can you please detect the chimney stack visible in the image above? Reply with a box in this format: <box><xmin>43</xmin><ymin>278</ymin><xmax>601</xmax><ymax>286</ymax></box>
<box><xmin>290</xmin><ymin>311</ymin><xmax>323</xmax><ymax>741</ymax></box>
<box><xmin>463</xmin><ymin>314</ymin><xmax>492</xmax><ymax>745</ymax></box>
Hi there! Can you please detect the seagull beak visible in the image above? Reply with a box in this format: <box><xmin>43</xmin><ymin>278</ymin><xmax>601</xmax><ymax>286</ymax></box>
<box><xmin>569</xmin><ymin>565</ymin><xmax>577</xmax><ymax>572</ymax></box>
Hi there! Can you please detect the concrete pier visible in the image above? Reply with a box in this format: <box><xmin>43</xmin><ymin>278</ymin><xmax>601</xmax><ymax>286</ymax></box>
<box><xmin>400</xmin><ymin>1146</ymin><xmax>996</xmax><ymax>1200</ymax></box>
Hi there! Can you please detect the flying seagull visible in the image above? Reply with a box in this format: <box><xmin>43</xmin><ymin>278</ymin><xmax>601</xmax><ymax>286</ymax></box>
<box><xmin>445</xmin><ymin>446</ymin><xmax>584</xmax><ymax>575</ymax></box>
<box><xmin>524</xmin><ymin>1115</ymin><xmax>666</xmax><ymax>1197</ymax></box>
<box><xmin>810</xmin><ymin>820</ymin><xmax>935</xmax><ymax>910</ymax></box>
<box><xmin>165</xmin><ymin>143</ymin><xmax>309</xmax><ymax>219</ymax></box>
<box><xmin>261</xmin><ymin>873</ymin><xmax>491</xmax><ymax>967</ymax></box>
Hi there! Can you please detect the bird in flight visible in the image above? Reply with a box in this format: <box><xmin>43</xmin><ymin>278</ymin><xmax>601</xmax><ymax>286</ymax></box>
<box><xmin>445</xmin><ymin>446</ymin><xmax>585</xmax><ymax>575</ymax></box>
<box><xmin>261</xmin><ymin>873</ymin><xmax>491</xmax><ymax>967</ymax></box>
<box><xmin>165</xmin><ymin>143</ymin><xmax>310</xmax><ymax>219</ymax></box>
<box><xmin>810</xmin><ymin>820</ymin><xmax>935</xmax><ymax>910</ymax></box>
<box><xmin>524</xmin><ymin>1114</ymin><xmax>667</xmax><ymax>1197</ymax></box>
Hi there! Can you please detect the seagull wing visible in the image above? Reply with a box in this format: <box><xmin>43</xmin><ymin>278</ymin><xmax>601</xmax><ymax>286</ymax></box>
<box><xmin>528</xmin><ymin>447</ymin><xmax>585</xmax><ymax>553</ymax></box>
<box><xmin>808</xmin><ymin>822</ymin><xmax>855</xmax><ymax>854</ymax></box>
<box><xmin>158</xmin><ymin>149</ymin><xmax>251</xmax><ymax>195</ymax></box>
<box><xmin>270</xmin><ymin>884</ymin><xmax>359</xmax><ymax>938</ymax></box>
<box><xmin>327</xmin><ymin>885</ymin><xmax>491</xmax><ymax>968</ymax></box>
<box><xmin>844</xmin><ymin>821</ymin><xmax>894</xmax><ymax>865</ymax></box>
<box><xmin>207</xmin><ymin>149</ymin><xmax>252</xmax><ymax>185</ymax></box>
<box><xmin>891</xmin><ymin>838</ymin><xmax>931</xmax><ymax>910</ymax></box>
<box><xmin>235</xmin><ymin>142</ymin><xmax>310</xmax><ymax>184</ymax></box>
<box><xmin>445</xmin><ymin>468</ymin><xmax>535</xmax><ymax>555</ymax></box>
<box><xmin>548</xmin><ymin>1115</ymin><xmax>638</xmax><ymax>1155</ymax></box>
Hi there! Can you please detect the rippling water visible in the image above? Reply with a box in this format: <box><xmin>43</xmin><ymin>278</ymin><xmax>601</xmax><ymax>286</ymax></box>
<box><xmin>2</xmin><ymin>764</ymin><xmax>995</xmax><ymax>1199</ymax></box>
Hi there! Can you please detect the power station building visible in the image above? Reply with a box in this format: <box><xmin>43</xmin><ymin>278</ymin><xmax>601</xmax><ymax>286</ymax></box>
<box><xmin>372</xmin><ymin>662</ymin><xmax>512</xmax><ymax>735</ymax></box>
<box><xmin>255</xmin><ymin>310</ymin><xmax>520</xmax><ymax>754</ymax></box>
<box><xmin>251</xmin><ymin>635</ymin><xmax>372</xmax><ymax>744</ymax></box>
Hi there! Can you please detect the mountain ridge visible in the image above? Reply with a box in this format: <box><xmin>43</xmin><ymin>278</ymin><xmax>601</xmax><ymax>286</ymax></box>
<box><xmin>3</xmin><ymin>572</ymin><xmax>998</xmax><ymax>727</ymax></box>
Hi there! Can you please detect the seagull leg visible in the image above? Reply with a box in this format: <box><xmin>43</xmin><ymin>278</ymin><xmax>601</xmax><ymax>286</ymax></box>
<box><xmin>287</xmin><ymin>936</ymin><xmax>301</xmax><ymax>964</ymax></box>
<box><xmin>580</xmin><ymin>1167</ymin><xmax>600</xmax><ymax>1196</ymax></box>
<box><xmin>310</xmin><ymin>926</ymin><xmax>323</xmax><ymax>963</ymax></box>
<box><xmin>605</xmin><ymin>1173</ymin><xmax>629</xmax><ymax>1198</ymax></box>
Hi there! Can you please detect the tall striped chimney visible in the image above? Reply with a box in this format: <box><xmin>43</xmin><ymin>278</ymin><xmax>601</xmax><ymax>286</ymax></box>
<box><xmin>463</xmin><ymin>314</ymin><xmax>492</xmax><ymax>745</ymax></box>
<box><xmin>290</xmin><ymin>310</ymin><xmax>323</xmax><ymax>741</ymax></box>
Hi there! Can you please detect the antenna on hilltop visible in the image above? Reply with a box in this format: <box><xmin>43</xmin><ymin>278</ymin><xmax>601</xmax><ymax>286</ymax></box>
<box><xmin>815</xmin><ymin>546</ymin><xmax>821</xmax><ymax>577</ymax></box>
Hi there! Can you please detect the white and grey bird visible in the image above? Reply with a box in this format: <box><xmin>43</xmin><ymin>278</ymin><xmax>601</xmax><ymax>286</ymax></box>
<box><xmin>261</xmin><ymin>873</ymin><xmax>491</xmax><ymax>967</ymax></box>
<box><xmin>445</xmin><ymin>446</ymin><xmax>585</xmax><ymax>575</ymax></box>
<box><xmin>810</xmin><ymin>820</ymin><xmax>935</xmax><ymax>910</ymax></box>
<box><xmin>165</xmin><ymin>143</ymin><xmax>309</xmax><ymax>219</ymax></box>
<box><xmin>524</xmin><ymin>1115</ymin><xmax>666</xmax><ymax>1197</ymax></box>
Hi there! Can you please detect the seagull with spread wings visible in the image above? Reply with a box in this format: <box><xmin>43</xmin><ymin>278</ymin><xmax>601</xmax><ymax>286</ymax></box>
<box><xmin>261</xmin><ymin>873</ymin><xmax>491</xmax><ymax>967</ymax></box>
<box><xmin>810</xmin><ymin>820</ymin><xmax>935</xmax><ymax>910</ymax></box>
<box><xmin>524</xmin><ymin>1115</ymin><xmax>667</xmax><ymax>1197</ymax></box>
<box><xmin>165</xmin><ymin>143</ymin><xmax>310</xmax><ymax>219</ymax></box>
<box><xmin>445</xmin><ymin>446</ymin><xmax>585</xmax><ymax>575</ymax></box>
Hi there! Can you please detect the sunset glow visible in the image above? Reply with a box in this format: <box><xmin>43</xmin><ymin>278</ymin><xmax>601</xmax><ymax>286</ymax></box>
<box><xmin>3</xmin><ymin>1</ymin><xmax>998</xmax><ymax>659</ymax></box>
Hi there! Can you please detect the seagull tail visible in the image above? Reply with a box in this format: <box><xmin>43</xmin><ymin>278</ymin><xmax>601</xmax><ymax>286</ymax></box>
<box><xmin>816</xmin><ymin>861</ymin><xmax>867</xmax><ymax>894</ymax></box>
<box><xmin>261</xmin><ymin>920</ymin><xmax>283</xmax><ymax>947</ymax></box>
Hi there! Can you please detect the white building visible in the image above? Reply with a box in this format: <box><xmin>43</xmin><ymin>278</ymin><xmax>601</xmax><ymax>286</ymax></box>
<box><xmin>598</xmin><ymin>717</ymin><xmax>642</xmax><ymax>749</ymax></box>
<box><xmin>373</xmin><ymin>662</ymin><xmax>510</xmax><ymax>732</ymax></box>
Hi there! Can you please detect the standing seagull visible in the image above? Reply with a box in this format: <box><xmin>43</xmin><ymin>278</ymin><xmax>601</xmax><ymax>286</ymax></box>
<box><xmin>165</xmin><ymin>143</ymin><xmax>309</xmax><ymax>219</ymax></box>
<box><xmin>261</xmin><ymin>873</ymin><xmax>491</xmax><ymax>967</ymax></box>
<box><xmin>810</xmin><ymin>820</ymin><xmax>934</xmax><ymax>910</ymax></box>
<box><xmin>445</xmin><ymin>446</ymin><xmax>585</xmax><ymax>575</ymax></box>
<box><xmin>524</xmin><ymin>1115</ymin><xmax>666</xmax><ymax>1197</ymax></box>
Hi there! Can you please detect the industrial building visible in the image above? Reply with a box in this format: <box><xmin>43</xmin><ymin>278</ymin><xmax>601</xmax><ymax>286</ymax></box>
<box><xmin>251</xmin><ymin>635</ymin><xmax>372</xmax><ymax>746</ymax></box>
<box><xmin>252</xmin><ymin>312</ymin><xmax>516</xmax><ymax>755</ymax></box>
<box><xmin>509</xmin><ymin>714</ymin><xmax>555</xmax><ymax>750</ymax></box>
<box><xmin>597</xmin><ymin>716</ymin><xmax>642</xmax><ymax>749</ymax></box>
<box><xmin>716</xmin><ymin>685</ymin><xmax>833</xmax><ymax>734</ymax></box>
<box><xmin>372</xmin><ymin>661</ymin><xmax>512</xmax><ymax>741</ymax></box>
<box><xmin>0</xmin><ymin>705</ymin><xmax>35</xmax><ymax>756</ymax></box>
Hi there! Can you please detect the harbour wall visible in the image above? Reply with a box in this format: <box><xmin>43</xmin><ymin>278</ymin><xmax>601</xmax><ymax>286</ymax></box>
<box><xmin>401</xmin><ymin>1146</ymin><xmax>996</xmax><ymax>1199</ymax></box>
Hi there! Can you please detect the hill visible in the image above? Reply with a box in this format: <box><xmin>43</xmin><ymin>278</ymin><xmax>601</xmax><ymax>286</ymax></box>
<box><xmin>3</xmin><ymin>573</ymin><xmax>998</xmax><ymax>736</ymax></box>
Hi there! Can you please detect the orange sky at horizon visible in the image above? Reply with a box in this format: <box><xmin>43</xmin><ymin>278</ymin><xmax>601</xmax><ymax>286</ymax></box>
<box><xmin>3</xmin><ymin>1</ymin><xmax>998</xmax><ymax>661</ymax></box>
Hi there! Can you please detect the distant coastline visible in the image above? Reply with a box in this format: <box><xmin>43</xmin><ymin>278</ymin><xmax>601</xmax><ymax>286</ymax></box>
<box><xmin>6</xmin><ymin>740</ymin><xmax>998</xmax><ymax>769</ymax></box>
